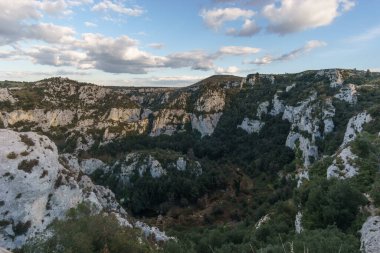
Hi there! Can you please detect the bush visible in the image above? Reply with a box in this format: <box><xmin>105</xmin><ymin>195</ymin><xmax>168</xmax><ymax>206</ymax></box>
<box><xmin>302</xmin><ymin>179</ymin><xmax>366</xmax><ymax>231</ymax></box>
<box><xmin>7</xmin><ymin>152</ymin><xmax>17</xmax><ymax>159</ymax></box>
<box><xmin>22</xmin><ymin>203</ymin><xmax>156</xmax><ymax>253</ymax></box>
<box><xmin>20</xmin><ymin>134</ymin><xmax>35</xmax><ymax>147</ymax></box>
<box><xmin>18</xmin><ymin>159</ymin><xmax>39</xmax><ymax>173</ymax></box>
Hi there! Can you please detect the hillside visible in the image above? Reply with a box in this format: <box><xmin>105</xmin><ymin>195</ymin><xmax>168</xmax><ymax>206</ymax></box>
<box><xmin>0</xmin><ymin>69</ymin><xmax>380</xmax><ymax>252</ymax></box>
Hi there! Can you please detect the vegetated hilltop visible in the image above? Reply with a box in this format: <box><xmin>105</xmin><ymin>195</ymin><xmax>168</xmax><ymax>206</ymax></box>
<box><xmin>0</xmin><ymin>69</ymin><xmax>380</xmax><ymax>253</ymax></box>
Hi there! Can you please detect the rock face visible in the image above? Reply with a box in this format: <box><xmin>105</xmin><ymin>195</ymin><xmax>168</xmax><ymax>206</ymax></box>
<box><xmin>341</xmin><ymin>112</ymin><xmax>372</xmax><ymax>147</ymax></box>
<box><xmin>191</xmin><ymin>113</ymin><xmax>223</xmax><ymax>137</ymax></box>
<box><xmin>0</xmin><ymin>130</ymin><xmax>127</xmax><ymax>248</ymax></box>
<box><xmin>0</xmin><ymin>130</ymin><xmax>171</xmax><ymax>249</ymax></box>
<box><xmin>237</xmin><ymin>118</ymin><xmax>264</xmax><ymax>134</ymax></box>
<box><xmin>327</xmin><ymin>147</ymin><xmax>358</xmax><ymax>179</ymax></box>
<box><xmin>0</xmin><ymin>88</ymin><xmax>16</xmax><ymax>103</ymax></box>
<box><xmin>361</xmin><ymin>216</ymin><xmax>380</xmax><ymax>253</ymax></box>
<box><xmin>101</xmin><ymin>152</ymin><xmax>202</xmax><ymax>188</ymax></box>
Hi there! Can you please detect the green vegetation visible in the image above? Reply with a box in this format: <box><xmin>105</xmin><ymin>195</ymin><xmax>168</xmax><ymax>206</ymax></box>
<box><xmin>18</xmin><ymin>159</ymin><xmax>39</xmax><ymax>173</ymax></box>
<box><xmin>20</xmin><ymin>134</ymin><xmax>35</xmax><ymax>147</ymax></box>
<box><xmin>21</xmin><ymin>204</ymin><xmax>156</xmax><ymax>253</ymax></box>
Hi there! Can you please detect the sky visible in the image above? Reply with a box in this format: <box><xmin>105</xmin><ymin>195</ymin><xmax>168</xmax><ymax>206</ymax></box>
<box><xmin>0</xmin><ymin>0</ymin><xmax>379</xmax><ymax>87</ymax></box>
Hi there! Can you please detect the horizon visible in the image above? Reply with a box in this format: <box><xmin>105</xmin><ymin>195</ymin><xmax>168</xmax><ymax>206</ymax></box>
<box><xmin>0</xmin><ymin>67</ymin><xmax>376</xmax><ymax>87</ymax></box>
<box><xmin>0</xmin><ymin>1</ymin><xmax>379</xmax><ymax>87</ymax></box>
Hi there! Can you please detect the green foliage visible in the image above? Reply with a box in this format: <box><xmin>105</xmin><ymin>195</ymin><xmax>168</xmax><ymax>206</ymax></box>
<box><xmin>18</xmin><ymin>159</ymin><xmax>39</xmax><ymax>173</ymax></box>
<box><xmin>20</xmin><ymin>134</ymin><xmax>35</xmax><ymax>147</ymax></box>
<box><xmin>371</xmin><ymin>174</ymin><xmax>380</xmax><ymax>208</ymax></box>
<box><xmin>22</xmin><ymin>203</ymin><xmax>155</xmax><ymax>253</ymax></box>
<box><xmin>300</xmin><ymin>179</ymin><xmax>366</xmax><ymax>231</ymax></box>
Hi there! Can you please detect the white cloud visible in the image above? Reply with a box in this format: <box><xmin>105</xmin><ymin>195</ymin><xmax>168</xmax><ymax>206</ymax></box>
<box><xmin>218</xmin><ymin>46</ymin><xmax>261</xmax><ymax>55</ymax></box>
<box><xmin>84</xmin><ymin>21</ymin><xmax>97</xmax><ymax>27</ymax></box>
<box><xmin>165</xmin><ymin>50</ymin><xmax>216</xmax><ymax>71</ymax></box>
<box><xmin>262</xmin><ymin>0</ymin><xmax>355</xmax><ymax>35</ymax></box>
<box><xmin>252</xmin><ymin>40</ymin><xmax>327</xmax><ymax>65</ymax></box>
<box><xmin>226</xmin><ymin>19</ymin><xmax>261</xmax><ymax>37</ymax></box>
<box><xmin>27</xmin><ymin>23</ymin><xmax>76</xmax><ymax>44</ymax></box>
<box><xmin>92</xmin><ymin>0</ymin><xmax>144</xmax><ymax>16</ymax></box>
<box><xmin>200</xmin><ymin>7</ymin><xmax>256</xmax><ymax>30</ymax></box>
<box><xmin>0</xmin><ymin>1</ymin><xmax>78</xmax><ymax>45</ymax></box>
<box><xmin>214</xmin><ymin>66</ymin><xmax>240</xmax><ymax>74</ymax></box>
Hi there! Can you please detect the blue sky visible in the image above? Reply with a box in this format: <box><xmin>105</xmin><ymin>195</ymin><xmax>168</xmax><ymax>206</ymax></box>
<box><xmin>0</xmin><ymin>0</ymin><xmax>379</xmax><ymax>86</ymax></box>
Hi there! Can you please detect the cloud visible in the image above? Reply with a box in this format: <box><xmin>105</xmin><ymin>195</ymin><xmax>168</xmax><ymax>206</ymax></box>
<box><xmin>252</xmin><ymin>40</ymin><xmax>327</xmax><ymax>65</ymax></box>
<box><xmin>92</xmin><ymin>0</ymin><xmax>144</xmax><ymax>16</ymax></box>
<box><xmin>165</xmin><ymin>50</ymin><xmax>216</xmax><ymax>71</ymax></box>
<box><xmin>226</xmin><ymin>19</ymin><xmax>261</xmax><ymax>37</ymax></box>
<box><xmin>200</xmin><ymin>7</ymin><xmax>256</xmax><ymax>30</ymax></box>
<box><xmin>214</xmin><ymin>66</ymin><xmax>240</xmax><ymax>74</ymax></box>
<box><xmin>0</xmin><ymin>1</ymin><xmax>78</xmax><ymax>45</ymax></box>
<box><xmin>84</xmin><ymin>21</ymin><xmax>97</xmax><ymax>27</ymax></box>
<box><xmin>148</xmin><ymin>43</ymin><xmax>165</xmax><ymax>49</ymax></box>
<box><xmin>262</xmin><ymin>0</ymin><xmax>355</xmax><ymax>35</ymax></box>
<box><xmin>27</xmin><ymin>23</ymin><xmax>76</xmax><ymax>44</ymax></box>
<box><xmin>218</xmin><ymin>46</ymin><xmax>261</xmax><ymax>55</ymax></box>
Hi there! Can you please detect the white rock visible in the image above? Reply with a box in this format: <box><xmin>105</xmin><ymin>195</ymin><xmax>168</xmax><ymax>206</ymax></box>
<box><xmin>195</xmin><ymin>90</ymin><xmax>225</xmax><ymax>113</ymax></box>
<box><xmin>80</xmin><ymin>158</ymin><xmax>106</xmax><ymax>175</ymax></box>
<box><xmin>237</xmin><ymin>118</ymin><xmax>264</xmax><ymax>134</ymax></box>
<box><xmin>135</xmin><ymin>221</ymin><xmax>174</xmax><ymax>242</ymax></box>
<box><xmin>107</xmin><ymin>108</ymin><xmax>141</xmax><ymax>123</ymax></box>
<box><xmin>360</xmin><ymin>216</ymin><xmax>380</xmax><ymax>253</ymax></box>
<box><xmin>327</xmin><ymin>147</ymin><xmax>358</xmax><ymax>179</ymax></box>
<box><xmin>0</xmin><ymin>88</ymin><xmax>16</xmax><ymax>103</ymax></box>
<box><xmin>297</xmin><ymin>169</ymin><xmax>309</xmax><ymax>188</ymax></box>
<box><xmin>295</xmin><ymin>212</ymin><xmax>303</xmax><ymax>234</ymax></box>
<box><xmin>255</xmin><ymin>214</ymin><xmax>270</xmax><ymax>230</ymax></box>
<box><xmin>191</xmin><ymin>112</ymin><xmax>223</xmax><ymax>137</ymax></box>
<box><xmin>256</xmin><ymin>101</ymin><xmax>270</xmax><ymax>119</ymax></box>
<box><xmin>118</xmin><ymin>153</ymin><xmax>166</xmax><ymax>183</ymax></box>
<box><xmin>1</xmin><ymin>109</ymin><xmax>75</xmax><ymax>130</ymax></box>
<box><xmin>176</xmin><ymin>157</ymin><xmax>187</xmax><ymax>171</ymax></box>
<box><xmin>0</xmin><ymin>130</ymin><xmax>127</xmax><ymax>249</ymax></box>
<box><xmin>334</xmin><ymin>83</ymin><xmax>358</xmax><ymax>104</ymax></box>
<box><xmin>342</xmin><ymin>112</ymin><xmax>372</xmax><ymax>147</ymax></box>
<box><xmin>150</xmin><ymin>109</ymin><xmax>189</xmax><ymax>137</ymax></box>
<box><xmin>322</xmin><ymin>98</ymin><xmax>335</xmax><ymax>134</ymax></box>
<box><xmin>286</xmin><ymin>83</ymin><xmax>296</xmax><ymax>92</ymax></box>
<box><xmin>269</xmin><ymin>94</ymin><xmax>285</xmax><ymax>116</ymax></box>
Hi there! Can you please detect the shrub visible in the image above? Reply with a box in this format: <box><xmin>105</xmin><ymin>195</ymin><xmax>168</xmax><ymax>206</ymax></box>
<box><xmin>7</xmin><ymin>152</ymin><xmax>17</xmax><ymax>159</ymax></box>
<box><xmin>302</xmin><ymin>179</ymin><xmax>366</xmax><ymax>231</ymax></box>
<box><xmin>20</xmin><ymin>150</ymin><xmax>30</xmax><ymax>156</ymax></box>
<box><xmin>22</xmin><ymin>203</ymin><xmax>155</xmax><ymax>253</ymax></box>
<box><xmin>13</xmin><ymin>220</ymin><xmax>32</xmax><ymax>236</ymax></box>
<box><xmin>18</xmin><ymin>159</ymin><xmax>39</xmax><ymax>173</ymax></box>
<box><xmin>20</xmin><ymin>134</ymin><xmax>35</xmax><ymax>147</ymax></box>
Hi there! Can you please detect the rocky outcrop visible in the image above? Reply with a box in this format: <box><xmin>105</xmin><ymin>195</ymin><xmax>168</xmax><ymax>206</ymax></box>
<box><xmin>0</xmin><ymin>130</ymin><xmax>127</xmax><ymax>249</ymax></box>
<box><xmin>0</xmin><ymin>130</ymin><xmax>171</xmax><ymax>249</ymax></box>
<box><xmin>191</xmin><ymin>112</ymin><xmax>223</xmax><ymax>137</ymax></box>
<box><xmin>1</xmin><ymin>109</ymin><xmax>75</xmax><ymax>130</ymax></box>
<box><xmin>341</xmin><ymin>112</ymin><xmax>372</xmax><ymax>147</ymax></box>
<box><xmin>150</xmin><ymin>109</ymin><xmax>189</xmax><ymax>136</ymax></box>
<box><xmin>334</xmin><ymin>83</ymin><xmax>357</xmax><ymax>104</ymax></box>
<box><xmin>327</xmin><ymin>147</ymin><xmax>358</xmax><ymax>179</ymax></box>
<box><xmin>237</xmin><ymin>118</ymin><xmax>264</xmax><ymax>134</ymax></box>
<box><xmin>360</xmin><ymin>216</ymin><xmax>380</xmax><ymax>253</ymax></box>
<box><xmin>106</xmin><ymin>108</ymin><xmax>142</xmax><ymax>123</ymax></box>
<box><xmin>326</xmin><ymin>112</ymin><xmax>372</xmax><ymax>179</ymax></box>
<box><xmin>0</xmin><ymin>88</ymin><xmax>16</xmax><ymax>103</ymax></box>
<box><xmin>195</xmin><ymin>90</ymin><xmax>225</xmax><ymax>113</ymax></box>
